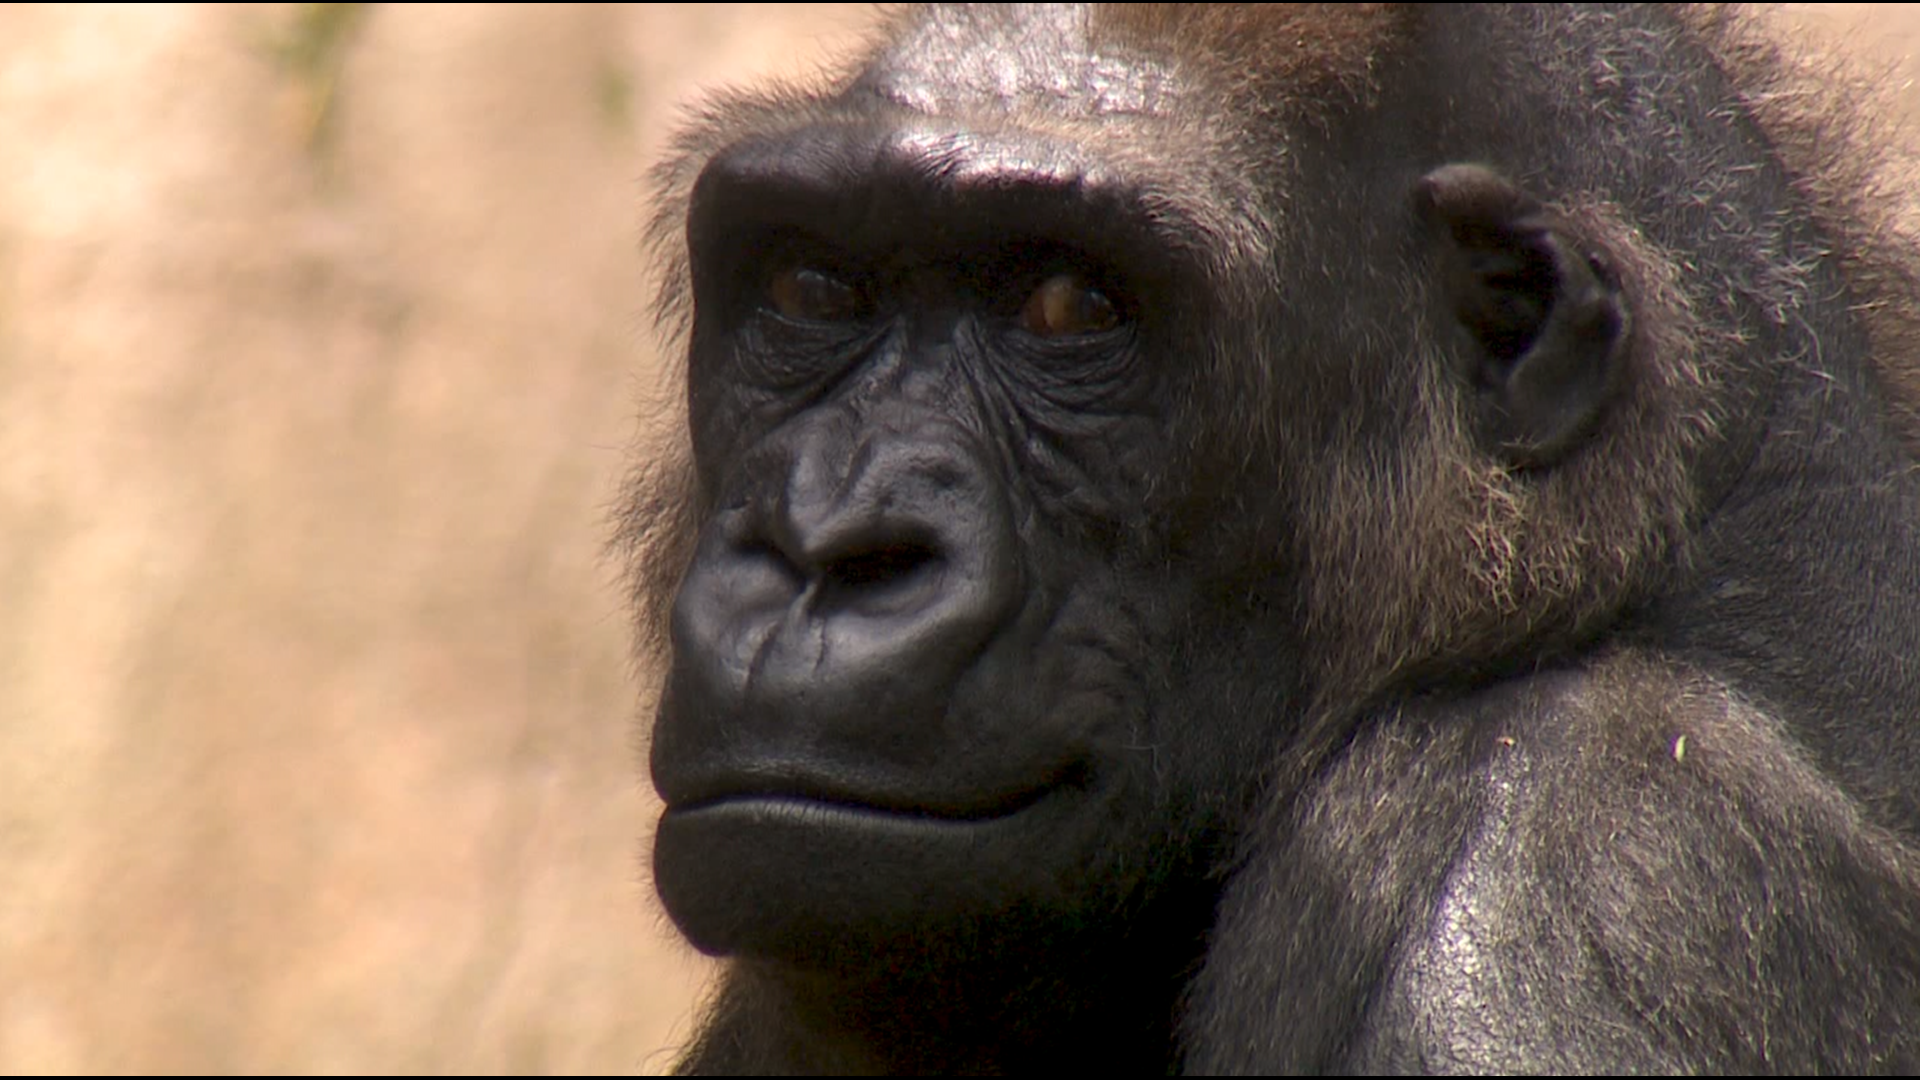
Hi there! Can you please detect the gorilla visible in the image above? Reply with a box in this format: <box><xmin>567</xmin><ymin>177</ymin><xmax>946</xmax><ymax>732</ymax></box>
<box><xmin>623</xmin><ymin>3</ymin><xmax>1920</xmax><ymax>1072</ymax></box>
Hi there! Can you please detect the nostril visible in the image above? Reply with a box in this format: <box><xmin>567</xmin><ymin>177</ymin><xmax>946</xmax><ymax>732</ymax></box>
<box><xmin>736</xmin><ymin>538</ymin><xmax>807</xmax><ymax>590</ymax></box>
<box><xmin>820</xmin><ymin>542</ymin><xmax>942</xmax><ymax>597</ymax></box>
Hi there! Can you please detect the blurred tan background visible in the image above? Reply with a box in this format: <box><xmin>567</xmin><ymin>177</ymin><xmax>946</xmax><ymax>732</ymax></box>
<box><xmin>0</xmin><ymin>4</ymin><xmax>881</xmax><ymax>1072</ymax></box>
<box><xmin>0</xmin><ymin>4</ymin><xmax>1913</xmax><ymax>1074</ymax></box>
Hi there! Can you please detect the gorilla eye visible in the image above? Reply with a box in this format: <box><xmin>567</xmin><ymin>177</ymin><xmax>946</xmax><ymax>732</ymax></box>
<box><xmin>1021</xmin><ymin>273</ymin><xmax>1120</xmax><ymax>338</ymax></box>
<box><xmin>768</xmin><ymin>267</ymin><xmax>863</xmax><ymax>323</ymax></box>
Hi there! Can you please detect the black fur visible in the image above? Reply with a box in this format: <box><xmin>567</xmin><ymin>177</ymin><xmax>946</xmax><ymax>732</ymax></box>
<box><xmin>626</xmin><ymin>4</ymin><xmax>1920</xmax><ymax>1072</ymax></box>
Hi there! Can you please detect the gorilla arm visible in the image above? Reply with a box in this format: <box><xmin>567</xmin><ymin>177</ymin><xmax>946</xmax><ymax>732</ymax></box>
<box><xmin>1190</xmin><ymin>648</ymin><xmax>1920</xmax><ymax>1074</ymax></box>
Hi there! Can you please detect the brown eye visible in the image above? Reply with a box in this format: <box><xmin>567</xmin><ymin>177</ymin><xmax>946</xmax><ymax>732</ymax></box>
<box><xmin>768</xmin><ymin>267</ymin><xmax>862</xmax><ymax>322</ymax></box>
<box><xmin>1021</xmin><ymin>273</ymin><xmax>1120</xmax><ymax>337</ymax></box>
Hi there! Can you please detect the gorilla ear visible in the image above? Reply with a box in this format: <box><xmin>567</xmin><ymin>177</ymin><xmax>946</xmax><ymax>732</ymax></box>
<box><xmin>1413</xmin><ymin>163</ymin><xmax>1628</xmax><ymax>467</ymax></box>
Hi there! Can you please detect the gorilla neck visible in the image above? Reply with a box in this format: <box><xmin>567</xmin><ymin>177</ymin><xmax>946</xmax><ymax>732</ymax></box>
<box><xmin>1654</xmin><ymin>352</ymin><xmax>1920</xmax><ymax>834</ymax></box>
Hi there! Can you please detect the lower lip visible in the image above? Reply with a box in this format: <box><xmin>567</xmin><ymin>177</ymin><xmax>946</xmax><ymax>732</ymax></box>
<box><xmin>652</xmin><ymin>791</ymin><xmax>1080</xmax><ymax>959</ymax></box>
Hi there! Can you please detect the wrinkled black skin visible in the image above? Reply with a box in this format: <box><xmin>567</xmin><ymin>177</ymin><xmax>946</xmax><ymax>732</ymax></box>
<box><xmin>648</xmin><ymin>3</ymin><xmax>1920</xmax><ymax>1073</ymax></box>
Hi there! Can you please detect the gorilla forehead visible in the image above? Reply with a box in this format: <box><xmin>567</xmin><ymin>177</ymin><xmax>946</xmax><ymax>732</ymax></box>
<box><xmin>856</xmin><ymin>3</ymin><xmax>1406</xmax><ymax>127</ymax></box>
<box><xmin>856</xmin><ymin>3</ymin><xmax>1185</xmax><ymax>118</ymax></box>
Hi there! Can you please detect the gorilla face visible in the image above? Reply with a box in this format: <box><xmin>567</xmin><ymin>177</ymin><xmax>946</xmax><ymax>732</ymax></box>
<box><xmin>649</xmin><ymin>118</ymin><xmax>1297</xmax><ymax>966</ymax></box>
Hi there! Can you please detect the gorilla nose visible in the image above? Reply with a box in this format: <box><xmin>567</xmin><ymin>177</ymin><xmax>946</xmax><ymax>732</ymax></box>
<box><xmin>668</xmin><ymin>424</ymin><xmax>1022</xmax><ymax>739</ymax></box>
<box><xmin>765</xmin><ymin>444</ymin><xmax>953</xmax><ymax>621</ymax></box>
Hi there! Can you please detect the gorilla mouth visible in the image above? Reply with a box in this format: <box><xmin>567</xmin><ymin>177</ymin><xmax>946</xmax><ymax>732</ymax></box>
<box><xmin>653</xmin><ymin>758</ymin><xmax>1109</xmax><ymax>964</ymax></box>
<box><xmin>666</xmin><ymin>761</ymin><xmax>1088</xmax><ymax>825</ymax></box>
